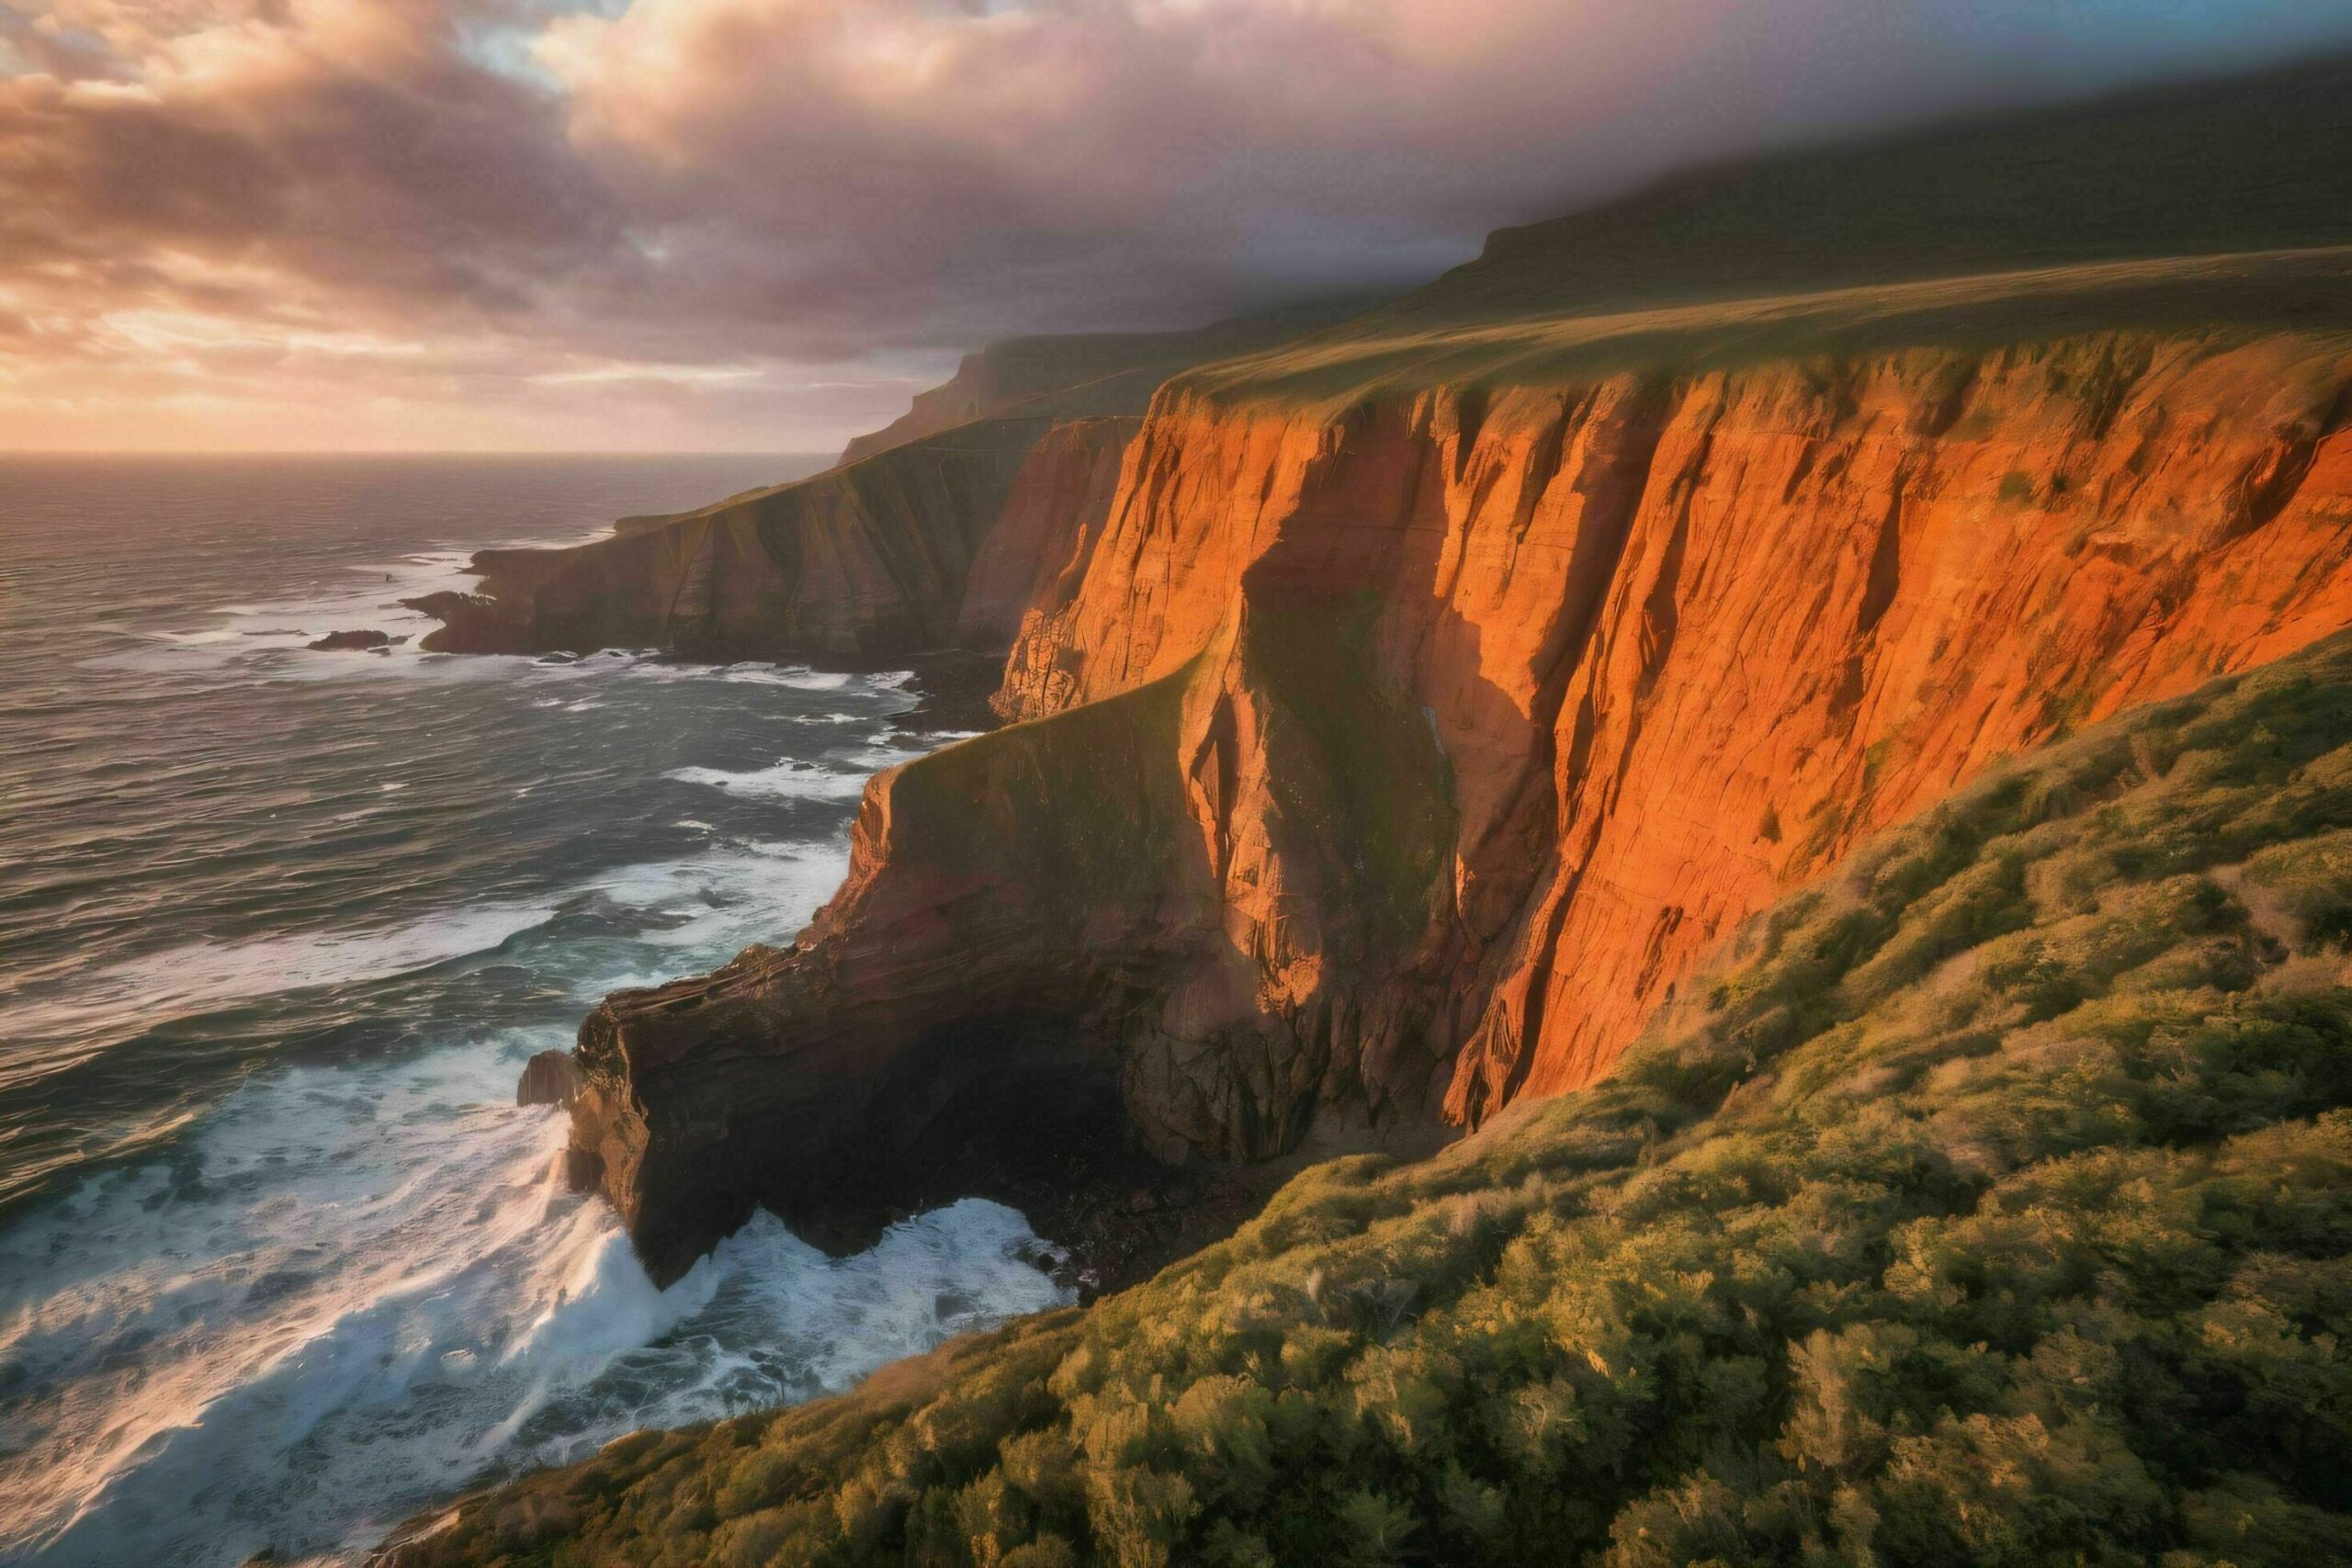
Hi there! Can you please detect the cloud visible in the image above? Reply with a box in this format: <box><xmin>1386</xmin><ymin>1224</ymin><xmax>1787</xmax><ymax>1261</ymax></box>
<box><xmin>3</xmin><ymin>0</ymin><xmax>2349</xmax><ymax>449</ymax></box>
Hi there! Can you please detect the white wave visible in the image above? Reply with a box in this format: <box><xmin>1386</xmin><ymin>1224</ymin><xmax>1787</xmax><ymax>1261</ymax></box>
<box><xmin>661</xmin><ymin>761</ymin><xmax>872</xmax><ymax>801</ymax></box>
<box><xmin>569</xmin><ymin>839</ymin><xmax>851</xmax><ymax>986</ymax></box>
<box><xmin>0</xmin><ymin>1033</ymin><xmax>1068</xmax><ymax>1566</ymax></box>
<box><xmin>96</xmin><ymin>536</ymin><xmax>933</xmax><ymax>727</ymax></box>
<box><xmin>0</xmin><ymin>901</ymin><xmax>561</xmax><ymax>1083</ymax></box>
<box><xmin>719</xmin><ymin>665</ymin><xmax>848</xmax><ymax>689</ymax></box>
<box><xmin>658</xmin><ymin>726</ymin><xmax>957</xmax><ymax>804</ymax></box>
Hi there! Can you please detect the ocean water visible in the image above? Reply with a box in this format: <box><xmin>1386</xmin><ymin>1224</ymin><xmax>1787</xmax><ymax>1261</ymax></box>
<box><xmin>0</xmin><ymin>457</ymin><xmax>1067</xmax><ymax>1566</ymax></box>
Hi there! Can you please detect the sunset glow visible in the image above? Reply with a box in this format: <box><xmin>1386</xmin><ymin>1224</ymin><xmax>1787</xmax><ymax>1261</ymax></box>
<box><xmin>7</xmin><ymin>0</ymin><xmax>2349</xmax><ymax>451</ymax></box>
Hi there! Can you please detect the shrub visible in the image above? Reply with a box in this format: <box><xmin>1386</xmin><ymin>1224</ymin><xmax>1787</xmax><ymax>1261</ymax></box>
<box><xmin>385</xmin><ymin>635</ymin><xmax>2352</xmax><ymax>1567</ymax></box>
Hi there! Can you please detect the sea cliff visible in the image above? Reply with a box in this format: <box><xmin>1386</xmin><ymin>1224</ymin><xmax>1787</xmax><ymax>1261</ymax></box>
<box><xmin>563</xmin><ymin>247</ymin><xmax>2352</xmax><ymax>1284</ymax></box>
<box><xmin>410</xmin><ymin>417</ymin><xmax>1127</xmax><ymax>662</ymax></box>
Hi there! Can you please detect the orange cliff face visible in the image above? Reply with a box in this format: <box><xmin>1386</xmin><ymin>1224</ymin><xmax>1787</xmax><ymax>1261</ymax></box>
<box><xmin>1001</xmin><ymin>329</ymin><xmax>2352</xmax><ymax>1122</ymax></box>
<box><xmin>563</xmin><ymin>303</ymin><xmax>2352</xmax><ymax>1287</ymax></box>
<box><xmin>956</xmin><ymin>416</ymin><xmax>1137</xmax><ymax>649</ymax></box>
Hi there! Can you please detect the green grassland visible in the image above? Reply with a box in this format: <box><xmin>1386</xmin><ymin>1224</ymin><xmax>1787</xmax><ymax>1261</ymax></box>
<box><xmin>384</xmin><ymin>626</ymin><xmax>2352</xmax><ymax>1567</ymax></box>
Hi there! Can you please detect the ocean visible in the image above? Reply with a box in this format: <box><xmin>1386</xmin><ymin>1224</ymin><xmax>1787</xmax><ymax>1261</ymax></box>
<box><xmin>0</xmin><ymin>456</ymin><xmax>1069</xmax><ymax>1566</ymax></box>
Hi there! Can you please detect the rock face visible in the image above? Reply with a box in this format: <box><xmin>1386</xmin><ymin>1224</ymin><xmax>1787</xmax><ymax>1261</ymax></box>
<box><xmin>514</xmin><ymin>1049</ymin><xmax>578</xmax><ymax>1109</ymax></box>
<box><xmin>413</xmin><ymin>417</ymin><xmax>1132</xmax><ymax>662</ymax></box>
<box><xmin>1008</xmin><ymin>328</ymin><xmax>2352</xmax><ymax>1122</ymax></box>
<box><xmin>953</xmin><ymin>417</ymin><xmax>1136</xmax><ymax>648</ymax></box>
<box><xmin>563</xmin><ymin>276</ymin><xmax>2352</xmax><ymax>1280</ymax></box>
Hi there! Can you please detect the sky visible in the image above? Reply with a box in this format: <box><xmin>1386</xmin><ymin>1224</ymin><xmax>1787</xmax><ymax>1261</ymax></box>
<box><xmin>4</xmin><ymin>1</ymin><xmax>2351</xmax><ymax>453</ymax></box>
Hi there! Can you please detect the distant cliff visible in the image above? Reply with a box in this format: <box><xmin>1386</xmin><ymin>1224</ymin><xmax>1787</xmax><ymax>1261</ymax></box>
<box><xmin>838</xmin><ymin>303</ymin><xmax>1373</xmax><ymax>467</ymax></box>
<box><xmin>411</xmin><ymin>417</ymin><xmax>1131</xmax><ymax>662</ymax></box>
<box><xmin>411</xmin><ymin>306</ymin><xmax>1364</xmax><ymax>665</ymax></box>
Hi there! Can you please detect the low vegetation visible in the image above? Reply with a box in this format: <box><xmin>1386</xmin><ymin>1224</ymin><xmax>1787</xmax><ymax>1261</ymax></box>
<box><xmin>388</xmin><ymin>633</ymin><xmax>2352</xmax><ymax>1567</ymax></box>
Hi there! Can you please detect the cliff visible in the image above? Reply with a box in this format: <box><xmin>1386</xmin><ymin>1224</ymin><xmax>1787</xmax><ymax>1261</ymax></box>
<box><xmin>1003</xmin><ymin>251</ymin><xmax>2352</xmax><ymax>1128</ymax></box>
<box><xmin>838</xmin><ymin>303</ymin><xmax>1375</xmax><ymax>467</ymax></box>
<box><xmin>411</xmin><ymin>304</ymin><xmax>1371</xmax><ymax>663</ymax></box>
<box><xmin>562</xmin><ymin>243</ymin><xmax>2352</xmax><ymax>1284</ymax></box>
<box><xmin>411</xmin><ymin>416</ymin><xmax>1134</xmax><ymax>661</ymax></box>
<box><xmin>386</xmin><ymin>627</ymin><xmax>2352</xmax><ymax>1566</ymax></box>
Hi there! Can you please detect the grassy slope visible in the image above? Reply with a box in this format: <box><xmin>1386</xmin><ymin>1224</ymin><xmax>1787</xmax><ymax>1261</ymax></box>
<box><xmin>1397</xmin><ymin>55</ymin><xmax>2352</xmax><ymax>327</ymax></box>
<box><xmin>840</xmin><ymin>300</ymin><xmax>1384</xmax><ymax>465</ymax></box>
<box><xmin>1182</xmin><ymin>246</ymin><xmax>2352</xmax><ymax>409</ymax></box>
<box><xmin>387</xmin><ymin>630</ymin><xmax>2352</xmax><ymax>1567</ymax></box>
<box><xmin>1178</xmin><ymin>55</ymin><xmax>2352</xmax><ymax>409</ymax></box>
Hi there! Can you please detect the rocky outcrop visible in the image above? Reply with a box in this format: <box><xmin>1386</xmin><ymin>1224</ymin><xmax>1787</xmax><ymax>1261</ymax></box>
<box><xmin>514</xmin><ymin>1049</ymin><xmax>578</xmax><ymax>1109</ymax></box>
<box><xmin>307</xmin><ymin>628</ymin><xmax>401</xmax><ymax>651</ymax></box>
<box><xmin>566</xmin><ymin>660</ymin><xmax>1231</xmax><ymax>1280</ymax></box>
<box><xmin>567</xmin><ymin>285</ymin><xmax>2352</xmax><ymax>1281</ymax></box>
<box><xmin>413</xmin><ymin>416</ymin><xmax>1133</xmax><ymax>662</ymax></box>
<box><xmin>1007</xmin><ymin>321</ymin><xmax>2352</xmax><ymax>1123</ymax></box>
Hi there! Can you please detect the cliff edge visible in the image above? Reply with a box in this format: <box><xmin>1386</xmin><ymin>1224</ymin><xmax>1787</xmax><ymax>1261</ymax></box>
<box><xmin>552</xmin><ymin>61</ymin><xmax>2352</xmax><ymax>1285</ymax></box>
<box><xmin>571</xmin><ymin>246</ymin><xmax>2352</xmax><ymax>1282</ymax></box>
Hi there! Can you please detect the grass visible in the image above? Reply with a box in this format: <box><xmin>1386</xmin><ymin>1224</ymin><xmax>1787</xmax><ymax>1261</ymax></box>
<box><xmin>382</xmin><ymin>629</ymin><xmax>2352</xmax><ymax>1567</ymax></box>
<box><xmin>1174</xmin><ymin>246</ymin><xmax>2352</xmax><ymax>411</ymax></box>
<box><xmin>1162</xmin><ymin>57</ymin><xmax>2352</xmax><ymax>412</ymax></box>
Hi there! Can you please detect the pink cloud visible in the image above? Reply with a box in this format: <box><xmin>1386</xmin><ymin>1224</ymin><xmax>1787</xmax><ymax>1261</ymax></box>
<box><xmin>2</xmin><ymin>0</ymin><xmax>2347</xmax><ymax>449</ymax></box>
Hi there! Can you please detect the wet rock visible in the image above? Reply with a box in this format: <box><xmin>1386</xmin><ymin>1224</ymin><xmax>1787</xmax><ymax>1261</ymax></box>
<box><xmin>515</xmin><ymin>1050</ymin><xmax>579</xmax><ymax>1109</ymax></box>
<box><xmin>306</xmin><ymin>628</ymin><xmax>404</xmax><ymax>652</ymax></box>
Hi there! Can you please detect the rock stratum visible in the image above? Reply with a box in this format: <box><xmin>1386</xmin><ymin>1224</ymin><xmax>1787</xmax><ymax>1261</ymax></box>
<box><xmin>514</xmin><ymin>59</ymin><xmax>2352</xmax><ymax>1288</ymax></box>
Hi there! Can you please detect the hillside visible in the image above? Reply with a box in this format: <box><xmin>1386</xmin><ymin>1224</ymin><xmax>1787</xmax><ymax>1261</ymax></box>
<box><xmin>383</xmin><ymin>629</ymin><xmax>2352</xmax><ymax>1567</ymax></box>
<box><xmin>1362</xmin><ymin>52</ymin><xmax>2352</xmax><ymax>333</ymax></box>
<box><xmin>839</xmin><ymin>303</ymin><xmax>1374</xmax><ymax>467</ymax></box>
